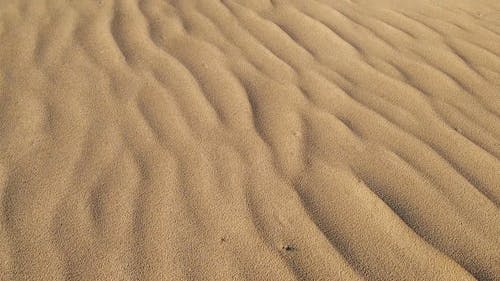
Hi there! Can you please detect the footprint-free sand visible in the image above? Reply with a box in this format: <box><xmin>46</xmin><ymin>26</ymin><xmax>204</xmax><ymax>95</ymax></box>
<box><xmin>0</xmin><ymin>0</ymin><xmax>499</xmax><ymax>280</ymax></box>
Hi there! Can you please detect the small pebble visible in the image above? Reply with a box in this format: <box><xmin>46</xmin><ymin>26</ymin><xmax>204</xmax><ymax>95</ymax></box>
<box><xmin>283</xmin><ymin>244</ymin><xmax>296</xmax><ymax>252</ymax></box>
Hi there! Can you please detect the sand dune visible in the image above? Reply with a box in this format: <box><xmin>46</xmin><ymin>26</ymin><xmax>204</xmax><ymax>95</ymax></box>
<box><xmin>0</xmin><ymin>0</ymin><xmax>499</xmax><ymax>280</ymax></box>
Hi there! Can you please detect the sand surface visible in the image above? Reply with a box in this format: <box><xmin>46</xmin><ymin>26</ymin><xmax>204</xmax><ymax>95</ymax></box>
<box><xmin>0</xmin><ymin>0</ymin><xmax>499</xmax><ymax>280</ymax></box>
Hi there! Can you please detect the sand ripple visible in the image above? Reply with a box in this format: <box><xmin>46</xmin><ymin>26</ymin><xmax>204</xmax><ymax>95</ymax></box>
<box><xmin>0</xmin><ymin>0</ymin><xmax>499</xmax><ymax>280</ymax></box>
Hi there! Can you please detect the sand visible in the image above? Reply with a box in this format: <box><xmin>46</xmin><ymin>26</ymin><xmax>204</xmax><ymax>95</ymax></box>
<box><xmin>0</xmin><ymin>0</ymin><xmax>499</xmax><ymax>280</ymax></box>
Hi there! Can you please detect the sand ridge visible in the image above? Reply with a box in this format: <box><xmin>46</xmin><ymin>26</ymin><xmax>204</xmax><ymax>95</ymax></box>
<box><xmin>0</xmin><ymin>0</ymin><xmax>499</xmax><ymax>280</ymax></box>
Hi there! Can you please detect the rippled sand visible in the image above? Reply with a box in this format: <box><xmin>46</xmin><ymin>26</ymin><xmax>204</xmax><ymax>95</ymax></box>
<box><xmin>0</xmin><ymin>0</ymin><xmax>499</xmax><ymax>280</ymax></box>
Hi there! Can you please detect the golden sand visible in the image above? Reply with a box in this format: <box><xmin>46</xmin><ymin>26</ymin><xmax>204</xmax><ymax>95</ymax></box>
<box><xmin>0</xmin><ymin>0</ymin><xmax>499</xmax><ymax>280</ymax></box>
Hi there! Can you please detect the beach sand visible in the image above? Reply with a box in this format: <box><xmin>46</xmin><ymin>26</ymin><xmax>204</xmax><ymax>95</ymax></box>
<box><xmin>0</xmin><ymin>0</ymin><xmax>499</xmax><ymax>280</ymax></box>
